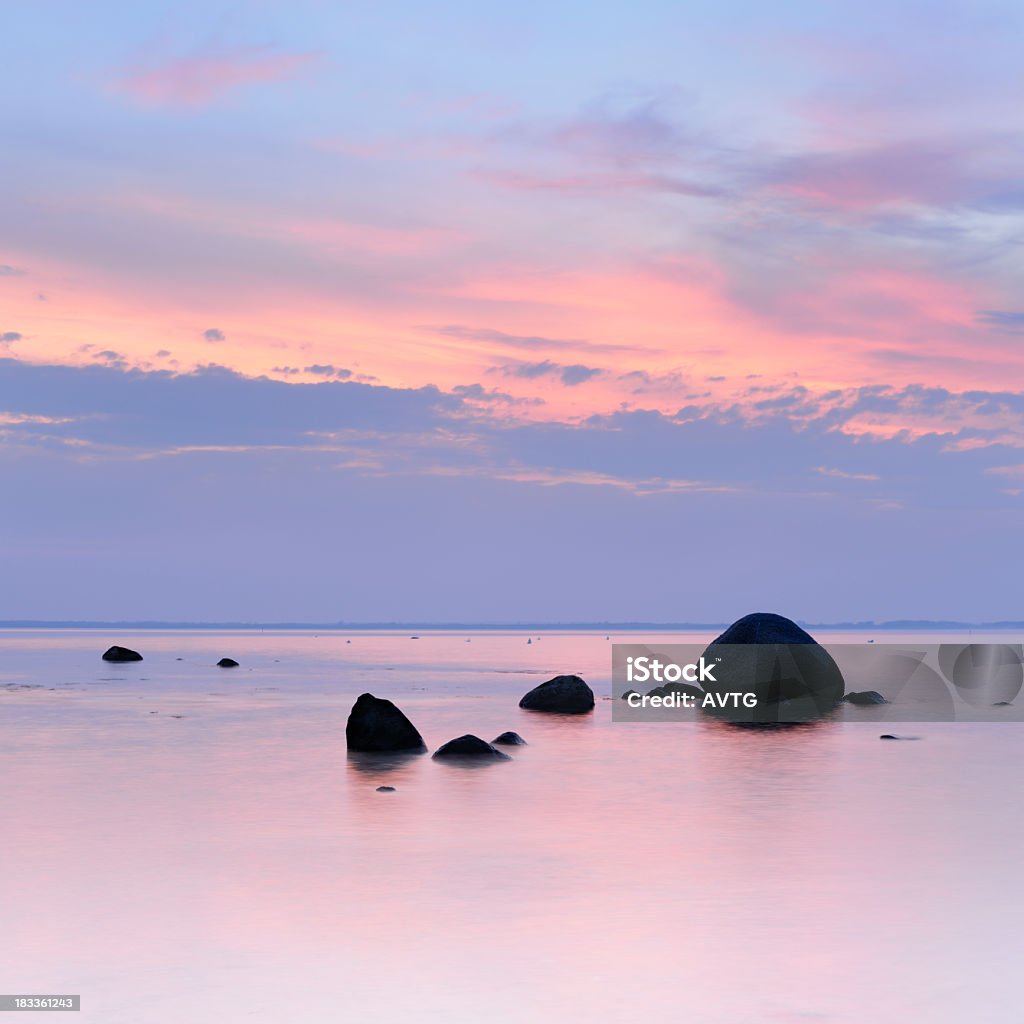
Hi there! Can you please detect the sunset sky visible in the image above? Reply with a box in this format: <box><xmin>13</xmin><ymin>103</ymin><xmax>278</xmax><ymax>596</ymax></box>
<box><xmin>3</xmin><ymin>0</ymin><xmax>1024</xmax><ymax>622</ymax></box>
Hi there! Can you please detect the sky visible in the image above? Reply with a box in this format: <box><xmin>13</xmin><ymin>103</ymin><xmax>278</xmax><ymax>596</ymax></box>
<box><xmin>2</xmin><ymin>0</ymin><xmax>1024</xmax><ymax>622</ymax></box>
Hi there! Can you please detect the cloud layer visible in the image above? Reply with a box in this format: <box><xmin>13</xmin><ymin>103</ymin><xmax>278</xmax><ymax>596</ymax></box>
<box><xmin>3</xmin><ymin>1</ymin><xmax>1024</xmax><ymax>618</ymax></box>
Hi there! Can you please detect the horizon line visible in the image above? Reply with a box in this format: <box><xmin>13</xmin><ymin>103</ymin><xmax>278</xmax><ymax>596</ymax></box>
<box><xmin>1</xmin><ymin>619</ymin><xmax>1023</xmax><ymax>631</ymax></box>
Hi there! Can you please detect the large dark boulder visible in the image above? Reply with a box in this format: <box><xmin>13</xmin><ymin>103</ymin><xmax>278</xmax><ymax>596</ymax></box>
<box><xmin>711</xmin><ymin>612</ymin><xmax>817</xmax><ymax>645</ymax></box>
<box><xmin>102</xmin><ymin>645</ymin><xmax>143</xmax><ymax>663</ymax></box>
<box><xmin>701</xmin><ymin>612</ymin><xmax>844</xmax><ymax>721</ymax></box>
<box><xmin>346</xmin><ymin>693</ymin><xmax>426</xmax><ymax>753</ymax></box>
<box><xmin>433</xmin><ymin>735</ymin><xmax>511</xmax><ymax>760</ymax></box>
<box><xmin>519</xmin><ymin>674</ymin><xmax>594</xmax><ymax>714</ymax></box>
<box><xmin>217</xmin><ymin>658</ymin><xmax>239</xmax><ymax>668</ymax></box>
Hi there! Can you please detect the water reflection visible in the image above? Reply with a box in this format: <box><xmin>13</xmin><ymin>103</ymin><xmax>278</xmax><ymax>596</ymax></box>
<box><xmin>346</xmin><ymin>749</ymin><xmax>425</xmax><ymax>775</ymax></box>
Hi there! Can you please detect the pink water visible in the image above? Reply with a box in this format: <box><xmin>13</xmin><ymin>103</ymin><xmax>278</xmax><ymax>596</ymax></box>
<box><xmin>2</xmin><ymin>630</ymin><xmax>1022</xmax><ymax>1023</ymax></box>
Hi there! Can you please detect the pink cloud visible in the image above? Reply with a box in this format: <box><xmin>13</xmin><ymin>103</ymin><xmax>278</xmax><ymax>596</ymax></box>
<box><xmin>113</xmin><ymin>47</ymin><xmax>319</xmax><ymax>107</ymax></box>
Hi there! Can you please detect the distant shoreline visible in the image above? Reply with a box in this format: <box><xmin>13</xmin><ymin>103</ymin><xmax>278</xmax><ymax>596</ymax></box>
<box><xmin>2</xmin><ymin>620</ymin><xmax>1022</xmax><ymax>631</ymax></box>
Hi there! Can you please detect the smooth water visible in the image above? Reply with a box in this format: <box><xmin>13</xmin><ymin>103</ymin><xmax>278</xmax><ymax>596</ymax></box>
<box><xmin>2</xmin><ymin>629</ymin><xmax>1022</xmax><ymax>1023</ymax></box>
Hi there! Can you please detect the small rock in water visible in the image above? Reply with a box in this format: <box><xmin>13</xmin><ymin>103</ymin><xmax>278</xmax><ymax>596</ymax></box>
<box><xmin>880</xmin><ymin>734</ymin><xmax>921</xmax><ymax>740</ymax></box>
<box><xmin>492</xmin><ymin>731</ymin><xmax>527</xmax><ymax>746</ymax></box>
<box><xmin>102</xmin><ymin>645</ymin><xmax>143</xmax><ymax>663</ymax></box>
<box><xmin>993</xmin><ymin>701</ymin><xmax>1014</xmax><ymax>706</ymax></box>
<box><xmin>376</xmin><ymin>785</ymin><xmax>396</xmax><ymax>792</ymax></box>
<box><xmin>217</xmin><ymin>658</ymin><xmax>239</xmax><ymax>668</ymax></box>
<box><xmin>844</xmin><ymin>690</ymin><xmax>889</xmax><ymax>705</ymax></box>
<box><xmin>433</xmin><ymin>735</ymin><xmax>511</xmax><ymax>760</ymax></box>
<box><xmin>621</xmin><ymin>689</ymin><xmax>640</xmax><ymax>700</ymax></box>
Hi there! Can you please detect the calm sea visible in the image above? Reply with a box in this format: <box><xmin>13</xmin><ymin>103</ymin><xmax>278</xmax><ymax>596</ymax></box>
<box><xmin>2</xmin><ymin>629</ymin><xmax>1022</xmax><ymax>1023</ymax></box>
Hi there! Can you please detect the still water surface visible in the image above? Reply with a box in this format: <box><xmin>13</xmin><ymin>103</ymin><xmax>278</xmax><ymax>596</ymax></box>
<box><xmin>2</xmin><ymin>629</ymin><xmax>1021</xmax><ymax>1023</ymax></box>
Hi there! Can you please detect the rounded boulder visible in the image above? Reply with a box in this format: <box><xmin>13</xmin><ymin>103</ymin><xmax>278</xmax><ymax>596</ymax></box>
<box><xmin>492</xmin><ymin>731</ymin><xmax>527</xmax><ymax>746</ymax></box>
<box><xmin>519</xmin><ymin>674</ymin><xmax>594</xmax><ymax>714</ymax></box>
<box><xmin>701</xmin><ymin>612</ymin><xmax>844</xmax><ymax>720</ymax></box>
<box><xmin>433</xmin><ymin>735</ymin><xmax>511</xmax><ymax>760</ymax></box>
<box><xmin>102</xmin><ymin>645</ymin><xmax>143</xmax><ymax>663</ymax></box>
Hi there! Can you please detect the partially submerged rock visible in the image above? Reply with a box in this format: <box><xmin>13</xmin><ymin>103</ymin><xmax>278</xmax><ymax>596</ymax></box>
<box><xmin>346</xmin><ymin>693</ymin><xmax>426</xmax><ymax>753</ymax></box>
<box><xmin>376</xmin><ymin>785</ymin><xmax>396</xmax><ymax>792</ymax></box>
<box><xmin>701</xmin><ymin>612</ymin><xmax>844</xmax><ymax>721</ymax></box>
<box><xmin>843</xmin><ymin>690</ymin><xmax>888</xmax><ymax>705</ymax></box>
<box><xmin>519</xmin><ymin>674</ymin><xmax>594</xmax><ymax>714</ymax></box>
<box><xmin>217</xmin><ymin>657</ymin><xmax>239</xmax><ymax>668</ymax></box>
<box><xmin>102</xmin><ymin>645</ymin><xmax>143</xmax><ymax>663</ymax></box>
<box><xmin>492</xmin><ymin>731</ymin><xmax>527</xmax><ymax>746</ymax></box>
<box><xmin>433</xmin><ymin>735</ymin><xmax>511</xmax><ymax>760</ymax></box>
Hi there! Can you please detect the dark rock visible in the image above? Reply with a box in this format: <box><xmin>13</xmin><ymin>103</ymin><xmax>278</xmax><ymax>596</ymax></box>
<box><xmin>843</xmin><ymin>690</ymin><xmax>888</xmax><ymax>705</ymax></box>
<box><xmin>433</xmin><ymin>735</ymin><xmax>511</xmax><ymax>760</ymax></box>
<box><xmin>102</xmin><ymin>645</ymin><xmax>143</xmax><ymax>663</ymax></box>
<box><xmin>346</xmin><ymin>693</ymin><xmax>427</xmax><ymax>753</ymax></box>
<box><xmin>880</xmin><ymin>734</ymin><xmax>921</xmax><ymax>740</ymax></box>
<box><xmin>376</xmin><ymin>785</ymin><xmax>396</xmax><ymax>792</ymax></box>
<box><xmin>701</xmin><ymin>612</ymin><xmax>844</xmax><ymax>720</ymax></box>
<box><xmin>993</xmin><ymin>701</ymin><xmax>1014</xmax><ymax>707</ymax></box>
<box><xmin>646</xmin><ymin>685</ymin><xmax>669</xmax><ymax>698</ymax></box>
<box><xmin>492</xmin><ymin>731</ymin><xmax>527</xmax><ymax>746</ymax></box>
<box><xmin>519</xmin><ymin>674</ymin><xmax>595</xmax><ymax>714</ymax></box>
<box><xmin>710</xmin><ymin>612</ymin><xmax>817</xmax><ymax>645</ymax></box>
<box><xmin>217</xmin><ymin>658</ymin><xmax>239</xmax><ymax>668</ymax></box>
<box><xmin>621</xmin><ymin>689</ymin><xmax>641</xmax><ymax>700</ymax></box>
